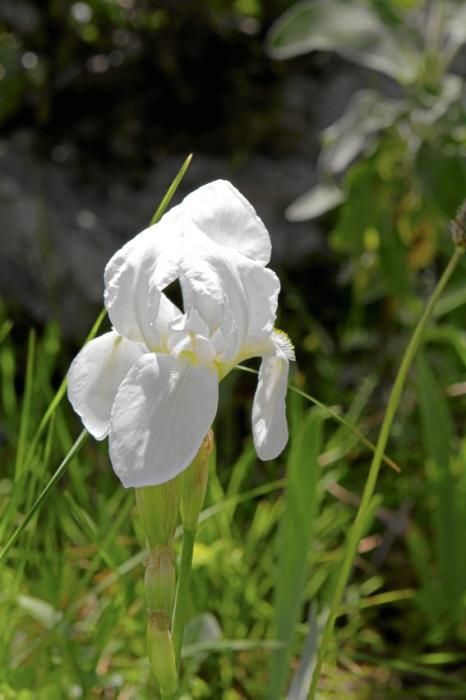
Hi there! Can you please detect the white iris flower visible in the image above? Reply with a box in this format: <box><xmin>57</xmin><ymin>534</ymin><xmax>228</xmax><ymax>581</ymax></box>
<box><xmin>68</xmin><ymin>180</ymin><xmax>295</xmax><ymax>488</ymax></box>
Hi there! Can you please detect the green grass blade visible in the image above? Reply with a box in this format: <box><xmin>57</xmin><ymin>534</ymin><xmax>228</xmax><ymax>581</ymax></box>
<box><xmin>22</xmin><ymin>308</ymin><xmax>106</xmax><ymax>472</ymax></box>
<box><xmin>352</xmin><ymin>651</ymin><xmax>466</xmax><ymax>689</ymax></box>
<box><xmin>267</xmin><ymin>407</ymin><xmax>325</xmax><ymax>700</ymax></box>
<box><xmin>0</xmin><ymin>429</ymin><xmax>88</xmax><ymax>564</ymax></box>
<box><xmin>200</xmin><ymin>478</ymin><xmax>286</xmax><ymax>525</ymax></box>
<box><xmin>150</xmin><ymin>153</ymin><xmax>193</xmax><ymax>224</ymax></box>
<box><xmin>287</xmin><ymin>605</ymin><xmax>319</xmax><ymax>700</ymax></box>
<box><xmin>416</xmin><ymin>354</ymin><xmax>453</xmax><ymax>472</ymax></box>
<box><xmin>432</xmin><ymin>280</ymin><xmax>466</xmax><ymax>318</ymax></box>
<box><xmin>324</xmin><ymin>375</ymin><xmax>376</xmax><ymax>451</ymax></box>
<box><xmin>14</xmin><ymin>330</ymin><xmax>36</xmax><ymax>478</ymax></box>
<box><xmin>225</xmin><ymin>444</ymin><xmax>256</xmax><ymax>499</ymax></box>
<box><xmin>0</xmin><ymin>342</ymin><xmax>17</xmax><ymax>426</ymax></box>
<box><xmin>79</xmin><ymin>478</ymin><xmax>288</xmax><ymax>602</ymax></box>
<box><xmin>416</xmin><ymin>353</ymin><xmax>462</xmax><ymax>620</ymax></box>
<box><xmin>307</xmin><ymin>246</ymin><xmax>465</xmax><ymax>698</ymax></box>
<box><xmin>181</xmin><ymin>638</ymin><xmax>280</xmax><ymax>657</ymax></box>
<box><xmin>424</xmin><ymin>324</ymin><xmax>466</xmax><ymax>367</ymax></box>
<box><xmin>0</xmin><ymin>319</ymin><xmax>13</xmax><ymax>345</ymax></box>
<box><xmin>290</xmin><ymin>384</ymin><xmax>399</xmax><ymax>473</ymax></box>
<box><xmin>320</xmin><ymin>375</ymin><xmax>377</xmax><ymax>467</ymax></box>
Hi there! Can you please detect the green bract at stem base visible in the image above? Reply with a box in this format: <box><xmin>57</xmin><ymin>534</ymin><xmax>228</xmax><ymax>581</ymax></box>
<box><xmin>136</xmin><ymin>478</ymin><xmax>181</xmax><ymax>694</ymax></box>
<box><xmin>136</xmin><ymin>479</ymin><xmax>181</xmax><ymax>549</ymax></box>
<box><xmin>308</xmin><ymin>245</ymin><xmax>464</xmax><ymax>699</ymax></box>
<box><xmin>147</xmin><ymin>611</ymin><xmax>178</xmax><ymax>697</ymax></box>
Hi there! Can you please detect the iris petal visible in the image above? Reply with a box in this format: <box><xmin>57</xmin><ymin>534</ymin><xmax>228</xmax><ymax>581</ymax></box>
<box><xmin>240</xmin><ymin>265</ymin><xmax>280</xmax><ymax>351</ymax></box>
<box><xmin>67</xmin><ymin>331</ymin><xmax>145</xmax><ymax>440</ymax></box>
<box><xmin>180</xmin><ymin>230</ymin><xmax>278</xmax><ymax>362</ymax></box>
<box><xmin>68</xmin><ymin>180</ymin><xmax>293</xmax><ymax>483</ymax></box>
<box><xmin>175</xmin><ymin>180</ymin><xmax>271</xmax><ymax>264</ymax></box>
<box><xmin>252</xmin><ymin>353</ymin><xmax>290</xmax><ymax>461</ymax></box>
<box><xmin>109</xmin><ymin>354</ymin><xmax>218</xmax><ymax>487</ymax></box>
<box><xmin>104</xmin><ymin>221</ymin><xmax>181</xmax><ymax>348</ymax></box>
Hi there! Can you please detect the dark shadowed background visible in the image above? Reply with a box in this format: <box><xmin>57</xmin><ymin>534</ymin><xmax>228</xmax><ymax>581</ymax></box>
<box><xmin>0</xmin><ymin>0</ymin><xmax>400</xmax><ymax>339</ymax></box>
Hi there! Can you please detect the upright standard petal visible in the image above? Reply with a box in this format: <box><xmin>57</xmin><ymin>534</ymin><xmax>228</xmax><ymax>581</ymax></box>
<box><xmin>179</xmin><ymin>229</ymin><xmax>279</xmax><ymax>363</ymax></box>
<box><xmin>252</xmin><ymin>331</ymin><xmax>294</xmax><ymax>460</ymax></box>
<box><xmin>176</xmin><ymin>180</ymin><xmax>271</xmax><ymax>264</ymax></box>
<box><xmin>103</xmin><ymin>220</ymin><xmax>181</xmax><ymax>349</ymax></box>
<box><xmin>67</xmin><ymin>331</ymin><xmax>145</xmax><ymax>440</ymax></box>
<box><xmin>179</xmin><ymin>232</ymin><xmax>250</xmax><ymax>361</ymax></box>
<box><xmin>109</xmin><ymin>354</ymin><xmax>218</xmax><ymax>488</ymax></box>
<box><xmin>240</xmin><ymin>264</ymin><xmax>280</xmax><ymax>351</ymax></box>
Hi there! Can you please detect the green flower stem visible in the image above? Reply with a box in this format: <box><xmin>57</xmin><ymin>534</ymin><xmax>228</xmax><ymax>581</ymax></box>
<box><xmin>308</xmin><ymin>246</ymin><xmax>464</xmax><ymax>699</ymax></box>
<box><xmin>172</xmin><ymin>526</ymin><xmax>197</xmax><ymax>670</ymax></box>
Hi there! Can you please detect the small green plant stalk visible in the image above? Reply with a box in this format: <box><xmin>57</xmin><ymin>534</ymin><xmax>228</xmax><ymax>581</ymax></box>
<box><xmin>172</xmin><ymin>430</ymin><xmax>214</xmax><ymax>669</ymax></box>
<box><xmin>308</xmin><ymin>210</ymin><xmax>466</xmax><ymax>698</ymax></box>
<box><xmin>136</xmin><ymin>479</ymin><xmax>180</xmax><ymax>698</ymax></box>
<box><xmin>136</xmin><ymin>430</ymin><xmax>214</xmax><ymax>697</ymax></box>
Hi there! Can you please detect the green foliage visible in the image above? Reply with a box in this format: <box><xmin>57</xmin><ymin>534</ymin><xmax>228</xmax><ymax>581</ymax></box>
<box><xmin>2</xmin><ymin>284</ymin><xmax>466</xmax><ymax>696</ymax></box>
<box><xmin>268</xmin><ymin>407</ymin><xmax>324</xmax><ymax>699</ymax></box>
<box><xmin>410</xmin><ymin>354</ymin><xmax>466</xmax><ymax>641</ymax></box>
<box><xmin>331</xmin><ymin>140</ymin><xmax>411</xmax><ymax>302</ymax></box>
<box><xmin>266</xmin><ymin>0</ymin><xmax>419</xmax><ymax>83</ymax></box>
<box><xmin>268</xmin><ymin>0</ymin><xmax>466</xmax><ymax>313</ymax></box>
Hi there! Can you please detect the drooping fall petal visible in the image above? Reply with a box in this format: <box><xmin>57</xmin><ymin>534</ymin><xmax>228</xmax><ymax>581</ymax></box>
<box><xmin>252</xmin><ymin>353</ymin><xmax>290</xmax><ymax>461</ymax></box>
<box><xmin>109</xmin><ymin>354</ymin><xmax>219</xmax><ymax>487</ymax></box>
<box><xmin>251</xmin><ymin>331</ymin><xmax>294</xmax><ymax>461</ymax></box>
<box><xmin>67</xmin><ymin>331</ymin><xmax>145</xmax><ymax>440</ymax></box>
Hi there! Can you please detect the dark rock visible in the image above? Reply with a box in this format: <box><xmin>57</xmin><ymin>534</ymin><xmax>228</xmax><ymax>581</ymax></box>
<box><xmin>0</xmin><ymin>132</ymin><xmax>322</xmax><ymax>337</ymax></box>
